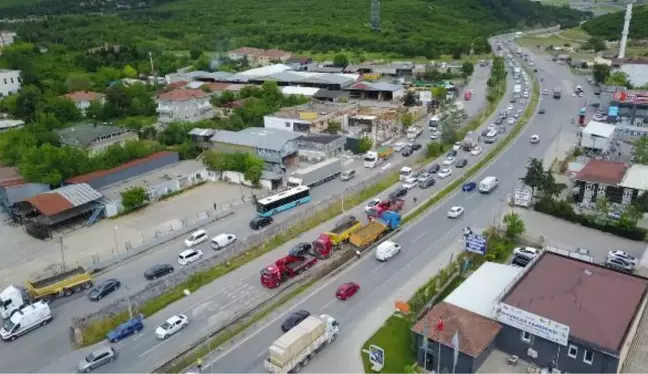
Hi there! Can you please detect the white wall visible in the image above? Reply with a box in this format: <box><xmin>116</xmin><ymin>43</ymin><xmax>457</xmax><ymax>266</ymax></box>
<box><xmin>157</xmin><ymin>97</ymin><xmax>213</xmax><ymax>124</ymax></box>
<box><xmin>222</xmin><ymin>170</ymin><xmax>273</xmax><ymax>190</ymax></box>
<box><xmin>0</xmin><ymin>70</ymin><xmax>21</xmax><ymax>97</ymax></box>
<box><xmin>392</xmin><ymin>88</ymin><xmax>405</xmax><ymax>100</ymax></box>
<box><xmin>264</xmin><ymin>115</ymin><xmax>312</xmax><ymax>132</ymax></box>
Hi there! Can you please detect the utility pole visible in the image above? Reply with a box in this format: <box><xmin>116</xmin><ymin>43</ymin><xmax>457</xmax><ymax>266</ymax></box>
<box><xmin>59</xmin><ymin>236</ymin><xmax>66</xmax><ymax>270</ymax></box>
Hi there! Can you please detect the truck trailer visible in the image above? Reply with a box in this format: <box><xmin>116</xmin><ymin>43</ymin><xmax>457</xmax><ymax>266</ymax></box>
<box><xmin>319</xmin><ymin>215</ymin><xmax>362</xmax><ymax>249</ymax></box>
<box><xmin>349</xmin><ymin>211</ymin><xmax>401</xmax><ymax>250</ymax></box>
<box><xmin>553</xmin><ymin>87</ymin><xmax>562</xmax><ymax>99</ymax></box>
<box><xmin>287</xmin><ymin>158</ymin><xmax>342</xmax><ymax>188</ymax></box>
<box><xmin>363</xmin><ymin>146</ymin><xmax>393</xmax><ymax>168</ymax></box>
<box><xmin>0</xmin><ymin>267</ymin><xmax>93</xmax><ymax>318</ymax></box>
<box><xmin>265</xmin><ymin>314</ymin><xmax>339</xmax><ymax>374</ymax></box>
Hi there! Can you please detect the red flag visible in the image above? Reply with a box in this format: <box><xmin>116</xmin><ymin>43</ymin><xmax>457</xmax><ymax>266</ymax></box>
<box><xmin>436</xmin><ymin>318</ymin><xmax>444</xmax><ymax>332</ymax></box>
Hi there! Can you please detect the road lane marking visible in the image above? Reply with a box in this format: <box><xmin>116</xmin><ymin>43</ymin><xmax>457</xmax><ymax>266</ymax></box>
<box><xmin>133</xmin><ymin>333</ymin><xmax>144</xmax><ymax>341</ymax></box>
<box><xmin>256</xmin><ymin>349</ymin><xmax>267</xmax><ymax>359</ymax></box>
<box><xmin>410</xmin><ymin>232</ymin><xmax>426</xmax><ymax>244</ymax></box>
<box><xmin>321</xmin><ymin>299</ymin><xmax>334</xmax><ymax>310</ymax></box>
<box><xmin>371</xmin><ymin>263</ymin><xmax>385</xmax><ymax>273</ymax></box>
<box><xmin>138</xmin><ymin>334</ymin><xmax>179</xmax><ymax>357</ymax></box>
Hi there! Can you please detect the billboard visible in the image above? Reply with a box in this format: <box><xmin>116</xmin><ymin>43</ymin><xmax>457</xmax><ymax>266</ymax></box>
<box><xmin>495</xmin><ymin>303</ymin><xmax>570</xmax><ymax>346</ymax></box>
<box><xmin>464</xmin><ymin>234</ymin><xmax>487</xmax><ymax>255</ymax></box>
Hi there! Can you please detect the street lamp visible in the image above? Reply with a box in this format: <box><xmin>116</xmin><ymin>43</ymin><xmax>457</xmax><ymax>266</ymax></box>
<box><xmin>113</xmin><ymin>226</ymin><xmax>119</xmax><ymax>253</ymax></box>
<box><xmin>123</xmin><ymin>284</ymin><xmax>133</xmax><ymax>319</ymax></box>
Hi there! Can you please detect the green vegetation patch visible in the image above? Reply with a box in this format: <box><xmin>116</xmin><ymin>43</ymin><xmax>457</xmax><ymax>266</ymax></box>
<box><xmin>361</xmin><ymin>316</ymin><xmax>416</xmax><ymax>374</ymax></box>
<box><xmin>583</xmin><ymin>5</ymin><xmax>648</xmax><ymax>40</ymax></box>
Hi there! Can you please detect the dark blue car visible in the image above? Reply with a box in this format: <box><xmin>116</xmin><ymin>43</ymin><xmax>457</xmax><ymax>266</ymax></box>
<box><xmin>462</xmin><ymin>182</ymin><xmax>477</xmax><ymax>192</ymax></box>
<box><xmin>106</xmin><ymin>314</ymin><xmax>144</xmax><ymax>342</ymax></box>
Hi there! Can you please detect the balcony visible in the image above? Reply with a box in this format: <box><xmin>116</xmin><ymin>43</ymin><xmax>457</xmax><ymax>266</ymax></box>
<box><xmin>157</xmin><ymin>106</ymin><xmax>173</xmax><ymax>114</ymax></box>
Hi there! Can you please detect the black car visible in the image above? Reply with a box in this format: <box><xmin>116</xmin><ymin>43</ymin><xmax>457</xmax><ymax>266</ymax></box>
<box><xmin>88</xmin><ymin>278</ymin><xmax>121</xmax><ymax>301</ymax></box>
<box><xmin>410</xmin><ymin>143</ymin><xmax>422</xmax><ymax>151</ymax></box>
<box><xmin>446</xmin><ymin>149</ymin><xmax>457</xmax><ymax>157</ymax></box>
<box><xmin>428</xmin><ymin>163</ymin><xmax>440</xmax><ymax>174</ymax></box>
<box><xmin>402</xmin><ymin>146</ymin><xmax>413</xmax><ymax>157</ymax></box>
<box><xmin>144</xmin><ymin>264</ymin><xmax>174</xmax><ymax>280</ymax></box>
<box><xmin>512</xmin><ymin>255</ymin><xmax>530</xmax><ymax>267</ymax></box>
<box><xmin>281</xmin><ymin>310</ymin><xmax>311</xmax><ymax>332</ymax></box>
<box><xmin>456</xmin><ymin>159</ymin><xmax>468</xmax><ymax>168</ymax></box>
<box><xmin>289</xmin><ymin>242</ymin><xmax>313</xmax><ymax>257</ymax></box>
<box><xmin>495</xmin><ymin>117</ymin><xmax>503</xmax><ymax>125</ymax></box>
<box><xmin>250</xmin><ymin>216</ymin><xmax>273</xmax><ymax>230</ymax></box>
<box><xmin>388</xmin><ymin>187</ymin><xmax>408</xmax><ymax>199</ymax></box>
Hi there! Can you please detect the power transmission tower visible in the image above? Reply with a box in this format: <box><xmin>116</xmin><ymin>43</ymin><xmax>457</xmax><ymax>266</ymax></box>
<box><xmin>371</xmin><ymin>0</ymin><xmax>380</xmax><ymax>31</ymax></box>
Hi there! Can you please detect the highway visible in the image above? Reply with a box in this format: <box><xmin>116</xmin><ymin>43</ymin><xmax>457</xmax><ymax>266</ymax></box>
<box><xmin>28</xmin><ymin>65</ymin><xmax>505</xmax><ymax>372</ymax></box>
<box><xmin>0</xmin><ymin>63</ymin><xmax>493</xmax><ymax>372</ymax></box>
<box><xmin>196</xmin><ymin>41</ymin><xmax>593</xmax><ymax>373</ymax></box>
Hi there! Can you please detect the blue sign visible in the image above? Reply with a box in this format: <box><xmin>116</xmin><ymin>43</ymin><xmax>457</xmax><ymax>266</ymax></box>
<box><xmin>608</xmin><ymin>106</ymin><xmax>619</xmax><ymax>117</ymax></box>
<box><xmin>464</xmin><ymin>234</ymin><xmax>487</xmax><ymax>255</ymax></box>
<box><xmin>369</xmin><ymin>345</ymin><xmax>385</xmax><ymax>366</ymax></box>
<box><xmin>579</xmin><ymin>107</ymin><xmax>586</xmax><ymax>115</ymax></box>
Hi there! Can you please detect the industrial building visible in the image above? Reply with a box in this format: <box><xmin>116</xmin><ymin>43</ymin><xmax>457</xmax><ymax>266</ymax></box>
<box><xmin>344</xmin><ymin>81</ymin><xmax>405</xmax><ymax>101</ymax></box>
<box><xmin>56</xmin><ymin>123</ymin><xmax>139</xmax><ymax>155</ymax></box>
<box><xmin>263</xmin><ymin>102</ymin><xmax>356</xmax><ymax>133</ymax></box>
<box><xmin>0</xmin><ymin>164</ymin><xmax>49</xmax><ymax>214</ymax></box>
<box><xmin>411</xmin><ymin>251</ymin><xmax>648</xmax><ymax>373</ymax></box>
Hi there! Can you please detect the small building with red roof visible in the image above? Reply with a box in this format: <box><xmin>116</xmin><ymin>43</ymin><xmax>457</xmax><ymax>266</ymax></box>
<box><xmin>62</xmin><ymin>91</ymin><xmax>106</xmax><ymax>114</ymax></box>
<box><xmin>156</xmin><ymin>88</ymin><xmax>213</xmax><ymax>124</ymax></box>
<box><xmin>573</xmin><ymin>160</ymin><xmax>631</xmax><ymax>206</ymax></box>
<box><xmin>0</xmin><ymin>163</ymin><xmax>50</xmax><ymax>212</ymax></box>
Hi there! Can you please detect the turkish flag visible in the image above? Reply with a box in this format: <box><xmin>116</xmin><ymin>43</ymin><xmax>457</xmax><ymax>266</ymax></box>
<box><xmin>436</xmin><ymin>318</ymin><xmax>444</xmax><ymax>332</ymax></box>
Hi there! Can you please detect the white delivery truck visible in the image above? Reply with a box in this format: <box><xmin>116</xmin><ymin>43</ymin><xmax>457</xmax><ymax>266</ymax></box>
<box><xmin>287</xmin><ymin>158</ymin><xmax>342</xmax><ymax>188</ymax></box>
<box><xmin>264</xmin><ymin>314</ymin><xmax>339</xmax><ymax>374</ymax></box>
<box><xmin>406</xmin><ymin>126</ymin><xmax>423</xmax><ymax>140</ymax></box>
<box><xmin>0</xmin><ymin>301</ymin><xmax>52</xmax><ymax>341</ymax></box>
<box><xmin>479</xmin><ymin>176</ymin><xmax>499</xmax><ymax>193</ymax></box>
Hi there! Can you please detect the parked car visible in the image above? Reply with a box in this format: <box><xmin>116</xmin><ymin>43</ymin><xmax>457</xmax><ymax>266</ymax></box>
<box><xmin>538</xmin><ymin>108</ymin><xmax>546</xmax><ymax>114</ymax></box>
<box><xmin>455</xmin><ymin>159</ymin><xmax>468</xmax><ymax>168</ymax></box>
<box><xmin>336</xmin><ymin>282</ymin><xmax>360</xmax><ymax>300</ymax></box>
<box><xmin>281</xmin><ymin>310</ymin><xmax>311</xmax><ymax>332</ymax></box>
<box><xmin>411</xmin><ymin>143</ymin><xmax>422</xmax><ymax>151</ymax></box>
<box><xmin>608</xmin><ymin>250</ymin><xmax>637</xmax><ymax>265</ymax></box>
<box><xmin>365</xmin><ymin>198</ymin><xmax>382</xmax><ymax>213</ymax></box>
<box><xmin>419</xmin><ymin>175</ymin><xmax>436</xmax><ymax>189</ymax></box>
<box><xmin>605</xmin><ymin>257</ymin><xmax>634</xmax><ymax>273</ymax></box>
<box><xmin>178</xmin><ymin>249</ymin><xmax>203</xmax><ymax>266</ymax></box>
<box><xmin>340</xmin><ymin>169</ymin><xmax>356</xmax><ymax>181</ymax></box>
<box><xmin>530</xmin><ymin>135</ymin><xmax>540</xmax><ymax>144</ymax></box>
<box><xmin>446</xmin><ymin>149</ymin><xmax>458</xmax><ymax>157</ymax></box>
<box><xmin>249</xmin><ymin>216</ymin><xmax>273</xmax><ymax>230</ymax></box>
<box><xmin>470</xmin><ymin>147</ymin><xmax>482</xmax><ymax>156</ymax></box>
<box><xmin>106</xmin><ymin>314</ymin><xmax>144</xmax><ymax>342</ymax></box>
<box><xmin>462</xmin><ymin>182</ymin><xmax>476</xmax><ymax>192</ymax></box>
<box><xmin>402</xmin><ymin>177</ymin><xmax>418</xmax><ymax>190</ymax></box>
<box><xmin>88</xmin><ymin>279</ymin><xmax>121</xmax><ymax>301</ymax></box>
<box><xmin>452</xmin><ymin>142</ymin><xmax>461</xmax><ymax>151</ymax></box>
<box><xmin>438</xmin><ymin>168</ymin><xmax>452</xmax><ymax>179</ymax></box>
<box><xmin>514</xmin><ymin>247</ymin><xmax>539</xmax><ymax>260</ymax></box>
<box><xmin>77</xmin><ymin>346</ymin><xmax>117</xmax><ymax>373</ymax></box>
<box><xmin>155</xmin><ymin>314</ymin><xmax>189</xmax><ymax>339</ymax></box>
<box><xmin>402</xmin><ymin>146</ymin><xmax>413</xmax><ymax>157</ymax></box>
<box><xmin>428</xmin><ymin>164</ymin><xmax>441</xmax><ymax>174</ymax></box>
<box><xmin>144</xmin><ymin>264</ymin><xmax>174</xmax><ymax>280</ymax></box>
<box><xmin>443</xmin><ymin>156</ymin><xmax>456</xmax><ymax>166</ymax></box>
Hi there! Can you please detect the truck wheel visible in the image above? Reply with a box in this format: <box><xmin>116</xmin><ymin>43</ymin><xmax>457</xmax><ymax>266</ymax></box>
<box><xmin>292</xmin><ymin>364</ymin><xmax>302</xmax><ymax>373</ymax></box>
<box><xmin>73</xmin><ymin>285</ymin><xmax>82</xmax><ymax>293</ymax></box>
<box><xmin>82</xmin><ymin>282</ymin><xmax>93</xmax><ymax>289</ymax></box>
<box><xmin>275</xmin><ymin>282</ymin><xmax>280</xmax><ymax>288</ymax></box>
<box><xmin>63</xmin><ymin>288</ymin><xmax>72</xmax><ymax>297</ymax></box>
<box><xmin>301</xmin><ymin>356</ymin><xmax>310</xmax><ymax>367</ymax></box>
<box><xmin>10</xmin><ymin>335</ymin><xmax>16</xmax><ymax>341</ymax></box>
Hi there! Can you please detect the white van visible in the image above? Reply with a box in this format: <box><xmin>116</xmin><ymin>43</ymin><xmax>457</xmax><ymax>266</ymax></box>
<box><xmin>399</xmin><ymin>167</ymin><xmax>413</xmax><ymax>181</ymax></box>
<box><xmin>375</xmin><ymin>241</ymin><xmax>401</xmax><ymax>261</ymax></box>
<box><xmin>484</xmin><ymin>129</ymin><xmax>498</xmax><ymax>144</ymax></box>
<box><xmin>0</xmin><ymin>301</ymin><xmax>52</xmax><ymax>341</ymax></box>
<box><xmin>211</xmin><ymin>233</ymin><xmax>237</xmax><ymax>250</ymax></box>
<box><xmin>178</xmin><ymin>249</ymin><xmax>203</xmax><ymax>265</ymax></box>
<box><xmin>479</xmin><ymin>176</ymin><xmax>499</xmax><ymax>193</ymax></box>
<box><xmin>184</xmin><ymin>230</ymin><xmax>208</xmax><ymax>248</ymax></box>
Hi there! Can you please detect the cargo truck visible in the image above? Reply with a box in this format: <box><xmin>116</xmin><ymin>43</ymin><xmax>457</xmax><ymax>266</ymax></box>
<box><xmin>319</xmin><ymin>215</ymin><xmax>362</xmax><ymax>249</ymax></box>
<box><xmin>265</xmin><ymin>314</ymin><xmax>339</xmax><ymax>374</ymax></box>
<box><xmin>513</xmin><ymin>84</ymin><xmax>521</xmax><ymax>96</ymax></box>
<box><xmin>461</xmin><ymin>133</ymin><xmax>477</xmax><ymax>151</ymax></box>
<box><xmin>261</xmin><ymin>239</ymin><xmax>333</xmax><ymax>289</ymax></box>
<box><xmin>287</xmin><ymin>158</ymin><xmax>342</xmax><ymax>188</ymax></box>
<box><xmin>366</xmin><ymin>198</ymin><xmax>404</xmax><ymax>218</ymax></box>
<box><xmin>363</xmin><ymin>146</ymin><xmax>393</xmax><ymax>168</ymax></box>
<box><xmin>349</xmin><ymin>211</ymin><xmax>401</xmax><ymax>250</ymax></box>
<box><xmin>553</xmin><ymin>87</ymin><xmax>562</xmax><ymax>99</ymax></box>
<box><xmin>0</xmin><ymin>267</ymin><xmax>93</xmax><ymax>318</ymax></box>
<box><xmin>0</xmin><ymin>301</ymin><xmax>52</xmax><ymax>341</ymax></box>
<box><xmin>406</xmin><ymin>126</ymin><xmax>423</xmax><ymax>140</ymax></box>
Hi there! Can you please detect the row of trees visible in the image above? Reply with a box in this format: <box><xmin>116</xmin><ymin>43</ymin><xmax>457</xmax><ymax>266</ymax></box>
<box><xmin>582</xmin><ymin>5</ymin><xmax>648</xmax><ymax>41</ymax></box>
<box><xmin>203</xmin><ymin>151</ymin><xmax>265</xmax><ymax>185</ymax></box>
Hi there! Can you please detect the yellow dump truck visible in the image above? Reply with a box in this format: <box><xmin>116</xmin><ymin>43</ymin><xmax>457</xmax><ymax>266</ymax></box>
<box><xmin>321</xmin><ymin>215</ymin><xmax>362</xmax><ymax>248</ymax></box>
<box><xmin>348</xmin><ymin>211</ymin><xmax>401</xmax><ymax>250</ymax></box>
<box><xmin>26</xmin><ymin>267</ymin><xmax>93</xmax><ymax>300</ymax></box>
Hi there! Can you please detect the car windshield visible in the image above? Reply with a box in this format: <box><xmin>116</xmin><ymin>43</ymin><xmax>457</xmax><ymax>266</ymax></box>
<box><xmin>3</xmin><ymin>319</ymin><xmax>15</xmax><ymax>332</ymax></box>
<box><xmin>161</xmin><ymin>322</ymin><xmax>172</xmax><ymax>330</ymax></box>
<box><xmin>85</xmin><ymin>353</ymin><xmax>95</xmax><ymax>363</ymax></box>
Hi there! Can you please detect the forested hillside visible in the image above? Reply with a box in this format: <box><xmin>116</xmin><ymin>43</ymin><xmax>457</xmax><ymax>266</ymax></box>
<box><xmin>582</xmin><ymin>5</ymin><xmax>648</xmax><ymax>40</ymax></box>
<box><xmin>1</xmin><ymin>0</ymin><xmax>588</xmax><ymax>58</ymax></box>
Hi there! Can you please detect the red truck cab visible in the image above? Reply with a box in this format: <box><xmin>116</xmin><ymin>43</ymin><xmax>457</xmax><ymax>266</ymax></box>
<box><xmin>261</xmin><ymin>254</ymin><xmax>319</xmax><ymax>288</ymax></box>
<box><xmin>312</xmin><ymin>234</ymin><xmax>335</xmax><ymax>257</ymax></box>
<box><xmin>464</xmin><ymin>91</ymin><xmax>472</xmax><ymax>101</ymax></box>
<box><xmin>367</xmin><ymin>198</ymin><xmax>404</xmax><ymax>219</ymax></box>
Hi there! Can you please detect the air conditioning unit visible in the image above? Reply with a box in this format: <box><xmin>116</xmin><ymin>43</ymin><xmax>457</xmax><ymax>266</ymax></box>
<box><xmin>527</xmin><ymin>348</ymin><xmax>538</xmax><ymax>358</ymax></box>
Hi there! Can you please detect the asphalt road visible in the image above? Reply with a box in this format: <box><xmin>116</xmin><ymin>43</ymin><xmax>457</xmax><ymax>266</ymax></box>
<box><xmin>27</xmin><ymin>67</ymin><xmax>501</xmax><ymax>372</ymax></box>
<box><xmin>0</xmin><ymin>67</ymin><xmax>493</xmax><ymax>372</ymax></box>
<box><xmin>194</xmin><ymin>43</ymin><xmax>595</xmax><ymax>373</ymax></box>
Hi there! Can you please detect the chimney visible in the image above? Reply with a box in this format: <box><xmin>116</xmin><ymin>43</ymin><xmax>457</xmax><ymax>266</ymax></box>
<box><xmin>619</xmin><ymin>2</ymin><xmax>633</xmax><ymax>59</ymax></box>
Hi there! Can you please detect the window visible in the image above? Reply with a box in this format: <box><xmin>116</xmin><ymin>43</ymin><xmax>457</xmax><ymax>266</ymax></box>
<box><xmin>285</xmin><ymin>122</ymin><xmax>291</xmax><ymax>128</ymax></box>
<box><xmin>567</xmin><ymin>345</ymin><xmax>578</xmax><ymax>358</ymax></box>
<box><xmin>521</xmin><ymin>331</ymin><xmax>531</xmax><ymax>343</ymax></box>
<box><xmin>10</xmin><ymin>78</ymin><xmax>13</xmax><ymax>84</ymax></box>
<box><xmin>583</xmin><ymin>350</ymin><xmax>593</xmax><ymax>365</ymax></box>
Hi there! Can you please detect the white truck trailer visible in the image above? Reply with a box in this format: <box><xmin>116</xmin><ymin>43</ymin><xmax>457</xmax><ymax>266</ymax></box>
<box><xmin>264</xmin><ymin>314</ymin><xmax>339</xmax><ymax>374</ymax></box>
<box><xmin>406</xmin><ymin>126</ymin><xmax>423</xmax><ymax>140</ymax></box>
<box><xmin>287</xmin><ymin>159</ymin><xmax>342</xmax><ymax>188</ymax></box>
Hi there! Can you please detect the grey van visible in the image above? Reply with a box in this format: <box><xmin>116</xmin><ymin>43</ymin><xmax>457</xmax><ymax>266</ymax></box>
<box><xmin>418</xmin><ymin>175</ymin><xmax>436</xmax><ymax>189</ymax></box>
<box><xmin>340</xmin><ymin>169</ymin><xmax>356</xmax><ymax>181</ymax></box>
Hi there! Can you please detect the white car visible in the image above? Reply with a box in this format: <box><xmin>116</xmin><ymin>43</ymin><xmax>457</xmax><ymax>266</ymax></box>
<box><xmin>365</xmin><ymin>198</ymin><xmax>381</xmax><ymax>213</ymax></box>
<box><xmin>452</xmin><ymin>142</ymin><xmax>461</xmax><ymax>151</ymax></box>
<box><xmin>507</xmin><ymin>104</ymin><xmax>514</xmax><ymax>111</ymax></box>
<box><xmin>178</xmin><ymin>249</ymin><xmax>203</xmax><ymax>265</ymax></box>
<box><xmin>514</xmin><ymin>246</ymin><xmax>539</xmax><ymax>259</ymax></box>
<box><xmin>523</xmin><ymin>92</ymin><xmax>529</xmax><ymax>98</ymax></box>
<box><xmin>155</xmin><ymin>314</ymin><xmax>189</xmax><ymax>339</ymax></box>
<box><xmin>443</xmin><ymin>156</ymin><xmax>456</xmax><ymax>166</ymax></box>
<box><xmin>608</xmin><ymin>250</ymin><xmax>638</xmax><ymax>265</ymax></box>
<box><xmin>507</xmin><ymin>118</ymin><xmax>515</xmax><ymax>125</ymax></box>
<box><xmin>447</xmin><ymin>206</ymin><xmax>465</xmax><ymax>218</ymax></box>
<box><xmin>184</xmin><ymin>230</ymin><xmax>208</xmax><ymax>248</ymax></box>
<box><xmin>430</xmin><ymin>132</ymin><xmax>439</xmax><ymax>140</ymax></box>
<box><xmin>543</xmin><ymin>89</ymin><xmax>548</xmax><ymax>95</ymax></box>
<box><xmin>513</xmin><ymin>112</ymin><xmax>520</xmax><ymax>118</ymax></box>
<box><xmin>470</xmin><ymin>146</ymin><xmax>482</xmax><ymax>156</ymax></box>
<box><xmin>437</xmin><ymin>168</ymin><xmax>452</xmax><ymax>178</ymax></box>
<box><xmin>393</xmin><ymin>142</ymin><xmax>407</xmax><ymax>152</ymax></box>
<box><xmin>402</xmin><ymin>177</ymin><xmax>418</xmax><ymax>190</ymax></box>
<box><xmin>530</xmin><ymin>134</ymin><xmax>539</xmax><ymax>144</ymax></box>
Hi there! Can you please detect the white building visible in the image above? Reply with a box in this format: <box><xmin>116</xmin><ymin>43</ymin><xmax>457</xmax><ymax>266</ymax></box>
<box><xmin>0</xmin><ymin>31</ymin><xmax>17</xmax><ymax>47</ymax></box>
<box><xmin>0</xmin><ymin>69</ymin><xmax>21</xmax><ymax>97</ymax></box>
<box><xmin>156</xmin><ymin>88</ymin><xmax>213</xmax><ymax>124</ymax></box>
<box><xmin>263</xmin><ymin>102</ymin><xmax>355</xmax><ymax>133</ymax></box>
<box><xmin>62</xmin><ymin>91</ymin><xmax>106</xmax><ymax>114</ymax></box>
<box><xmin>579</xmin><ymin>120</ymin><xmax>616</xmax><ymax>152</ymax></box>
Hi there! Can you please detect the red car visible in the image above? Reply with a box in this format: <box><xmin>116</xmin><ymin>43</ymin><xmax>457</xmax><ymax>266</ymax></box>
<box><xmin>336</xmin><ymin>282</ymin><xmax>360</xmax><ymax>300</ymax></box>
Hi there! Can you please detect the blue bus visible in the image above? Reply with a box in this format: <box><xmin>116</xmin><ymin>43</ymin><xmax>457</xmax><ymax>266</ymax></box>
<box><xmin>256</xmin><ymin>186</ymin><xmax>312</xmax><ymax>217</ymax></box>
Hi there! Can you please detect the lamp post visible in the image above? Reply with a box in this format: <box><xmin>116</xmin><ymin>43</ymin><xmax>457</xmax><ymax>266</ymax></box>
<box><xmin>113</xmin><ymin>226</ymin><xmax>119</xmax><ymax>253</ymax></box>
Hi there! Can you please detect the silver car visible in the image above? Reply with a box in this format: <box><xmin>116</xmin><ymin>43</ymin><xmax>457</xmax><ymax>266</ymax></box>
<box><xmin>605</xmin><ymin>257</ymin><xmax>633</xmax><ymax>273</ymax></box>
<box><xmin>78</xmin><ymin>346</ymin><xmax>117</xmax><ymax>372</ymax></box>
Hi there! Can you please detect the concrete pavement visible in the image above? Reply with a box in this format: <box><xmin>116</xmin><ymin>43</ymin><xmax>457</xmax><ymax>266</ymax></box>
<box><xmin>25</xmin><ymin>66</ymin><xmax>498</xmax><ymax>373</ymax></box>
<box><xmin>193</xmin><ymin>41</ymin><xmax>600</xmax><ymax>373</ymax></box>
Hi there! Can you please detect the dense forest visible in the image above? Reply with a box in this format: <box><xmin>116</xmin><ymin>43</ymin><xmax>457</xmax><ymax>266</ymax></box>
<box><xmin>1</xmin><ymin>0</ymin><xmax>588</xmax><ymax>58</ymax></box>
<box><xmin>582</xmin><ymin>5</ymin><xmax>648</xmax><ymax>40</ymax></box>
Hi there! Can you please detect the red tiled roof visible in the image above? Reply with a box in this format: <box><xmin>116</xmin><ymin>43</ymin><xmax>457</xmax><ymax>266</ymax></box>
<box><xmin>0</xmin><ymin>165</ymin><xmax>25</xmax><ymax>188</ymax></box>
<box><xmin>349</xmin><ymin>82</ymin><xmax>372</xmax><ymax>90</ymax></box>
<box><xmin>157</xmin><ymin>88</ymin><xmax>210</xmax><ymax>101</ymax></box>
<box><xmin>66</xmin><ymin>151</ymin><xmax>175</xmax><ymax>184</ymax></box>
<box><xmin>63</xmin><ymin>91</ymin><xmax>105</xmax><ymax>102</ymax></box>
<box><xmin>203</xmin><ymin>83</ymin><xmax>232</xmax><ymax>92</ymax></box>
<box><xmin>503</xmin><ymin>252</ymin><xmax>648</xmax><ymax>352</ymax></box>
<box><xmin>261</xmin><ymin>49</ymin><xmax>292</xmax><ymax>59</ymax></box>
<box><xmin>166</xmin><ymin>81</ymin><xmax>189</xmax><ymax>90</ymax></box>
<box><xmin>412</xmin><ymin>302</ymin><xmax>502</xmax><ymax>358</ymax></box>
<box><xmin>574</xmin><ymin>159</ymin><xmax>628</xmax><ymax>185</ymax></box>
<box><xmin>25</xmin><ymin>193</ymin><xmax>73</xmax><ymax>217</ymax></box>
<box><xmin>228</xmin><ymin>47</ymin><xmax>264</xmax><ymax>56</ymax></box>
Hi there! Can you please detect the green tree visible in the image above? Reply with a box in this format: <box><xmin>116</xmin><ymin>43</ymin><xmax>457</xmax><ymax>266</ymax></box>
<box><xmin>0</xmin><ymin>129</ymin><xmax>37</xmax><ymax>166</ymax></box>
<box><xmin>359</xmin><ymin>136</ymin><xmax>373</xmax><ymax>153</ymax></box>
<box><xmin>431</xmin><ymin>86</ymin><xmax>448</xmax><ymax>100</ymax></box>
<box><xmin>632</xmin><ymin>136</ymin><xmax>648</xmax><ymax>164</ymax></box>
<box><xmin>461</xmin><ymin>61</ymin><xmax>475</xmax><ymax>77</ymax></box>
<box><xmin>86</xmin><ymin>100</ymin><xmax>105</xmax><ymax>120</ymax></box>
<box><xmin>441</xmin><ymin>120</ymin><xmax>458</xmax><ymax>144</ymax></box>
<box><xmin>65</xmin><ymin>73</ymin><xmax>94</xmax><ymax>92</ymax></box>
<box><xmin>606</xmin><ymin>71</ymin><xmax>630</xmax><ymax>87</ymax></box>
<box><xmin>585</xmin><ymin>36</ymin><xmax>606</xmax><ymax>52</ymax></box>
<box><xmin>123</xmin><ymin>64</ymin><xmax>138</xmax><ymax>79</ymax></box>
<box><xmin>521</xmin><ymin>158</ymin><xmax>545</xmax><ymax>195</ymax></box>
<box><xmin>503</xmin><ymin>211</ymin><xmax>525</xmax><ymax>239</ymax></box>
<box><xmin>592</xmin><ymin>64</ymin><xmax>611</xmax><ymax>85</ymax></box>
<box><xmin>538</xmin><ymin>171</ymin><xmax>566</xmax><ymax>198</ymax></box>
<box><xmin>194</xmin><ymin>53</ymin><xmax>212</xmax><ymax>71</ymax></box>
<box><xmin>15</xmin><ymin>85</ymin><xmax>43</xmax><ymax>122</ymax></box>
<box><xmin>401</xmin><ymin>112</ymin><xmax>414</xmax><ymax>128</ymax></box>
<box><xmin>120</xmin><ymin>186</ymin><xmax>148</xmax><ymax>212</ymax></box>
<box><xmin>426</xmin><ymin>141</ymin><xmax>443</xmax><ymax>158</ymax></box>
<box><xmin>333</xmin><ymin>53</ymin><xmax>349</xmax><ymax>67</ymax></box>
<box><xmin>326</xmin><ymin>120</ymin><xmax>342</xmax><ymax>134</ymax></box>
<box><xmin>594</xmin><ymin>196</ymin><xmax>610</xmax><ymax>220</ymax></box>
<box><xmin>40</xmin><ymin>96</ymin><xmax>83</xmax><ymax>124</ymax></box>
<box><xmin>618</xmin><ymin>204</ymin><xmax>642</xmax><ymax>230</ymax></box>
<box><xmin>243</xmin><ymin>154</ymin><xmax>264</xmax><ymax>185</ymax></box>
<box><xmin>403</xmin><ymin>91</ymin><xmax>417</xmax><ymax>107</ymax></box>
<box><xmin>189</xmin><ymin>48</ymin><xmax>202</xmax><ymax>60</ymax></box>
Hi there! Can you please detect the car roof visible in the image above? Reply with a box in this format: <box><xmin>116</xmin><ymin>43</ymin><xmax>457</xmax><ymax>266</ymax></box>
<box><xmin>190</xmin><ymin>229</ymin><xmax>206</xmax><ymax>236</ymax></box>
<box><xmin>92</xmin><ymin>346</ymin><xmax>114</xmax><ymax>355</ymax></box>
<box><xmin>179</xmin><ymin>249</ymin><xmax>198</xmax><ymax>256</ymax></box>
<box><xmin>166</xmin><ymin>315</ymin><xmax>183</xmax><ymax>324</ymax></box>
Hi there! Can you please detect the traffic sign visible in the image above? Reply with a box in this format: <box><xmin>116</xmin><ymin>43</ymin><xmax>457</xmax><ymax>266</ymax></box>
<box><xmin>369</xmin><ymin>345</ymin><xmax>385</xmax><ymax>366</ymax></box>
<box><xmin>464</xmin><ymin>233</ymin><xmax>487</xmax><ymax>255</ymax></box>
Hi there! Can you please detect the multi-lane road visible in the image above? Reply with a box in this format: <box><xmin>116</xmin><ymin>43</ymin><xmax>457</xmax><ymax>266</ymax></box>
<box><xmin>198</xmin><ymin>41</ymin><xmax>593</xmax><ymax>373</ymax></box>
<box><xmin>0</xmin><ymin>60</ymin><xmax>493</xmax><ymax>372</ymax></box>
